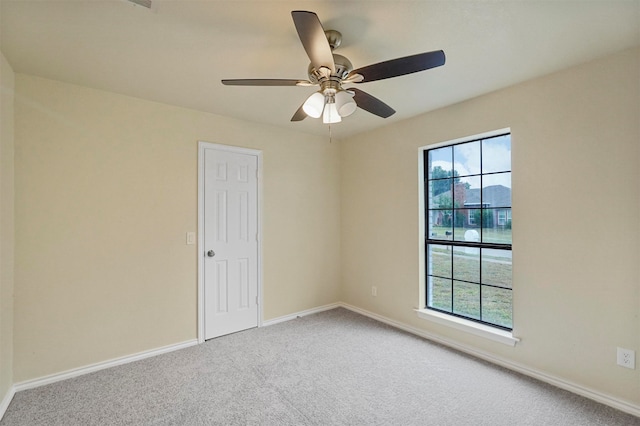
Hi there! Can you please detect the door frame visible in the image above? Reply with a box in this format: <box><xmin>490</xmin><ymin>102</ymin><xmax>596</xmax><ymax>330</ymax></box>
<box><xmin>197</xmin><ymin>141</ymin><xmax>264</xmax><ymax>343</ymax></box>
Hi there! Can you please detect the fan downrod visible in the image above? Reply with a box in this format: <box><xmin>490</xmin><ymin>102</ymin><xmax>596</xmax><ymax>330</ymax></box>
<box><xmin>324</xmin><ymin>30</ymin><xmax>342</xmax><ymax>50</ymax></box>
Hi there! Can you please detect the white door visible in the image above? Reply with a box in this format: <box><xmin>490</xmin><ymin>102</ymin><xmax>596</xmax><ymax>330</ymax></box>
<box><xmin>203</xmin><ymin>147</ymin><xmax>259</xmax><ymax>339</ymax></box>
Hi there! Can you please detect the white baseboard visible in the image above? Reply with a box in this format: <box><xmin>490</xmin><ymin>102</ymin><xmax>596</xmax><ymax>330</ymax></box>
<box><xmin>261</xmin><ymin>302</ymin><xmax>341</xmax><ymax>327</ymax></box>
<box><xmin>0</xmin><ymin>385</ymin><xmax>16</xmax><ymax>421</ymax></box>
<box><xmin>13</xmin><ymin>339</ymin><xmax>198</xmax><ymax>393</ymax></box>
<box><xmin>338</xmin><ymin>302</ymin><xmax>640</xmax><ymax>418</ymax></box>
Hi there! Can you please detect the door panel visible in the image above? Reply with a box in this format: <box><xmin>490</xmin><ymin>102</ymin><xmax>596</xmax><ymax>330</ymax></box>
<box><xmin>204</xmin><ymin>148</ymin><xmax>258</xmax><ymax>339</ymax></box>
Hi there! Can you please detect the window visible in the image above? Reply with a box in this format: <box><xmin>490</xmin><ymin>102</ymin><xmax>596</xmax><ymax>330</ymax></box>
<box><xmin>468</xmin><ymin>213</ymin><xmax>476</xmax><ymax>226</ymax></box>
<box><xmin>497</xmin><ymin>210</ymin><xmax>507</xmax><ymax>226</ymax></box>
<box><xmin>425</xmin><ymin>132</ymin><xmax>512</xmax><ymax>330</ymax></box>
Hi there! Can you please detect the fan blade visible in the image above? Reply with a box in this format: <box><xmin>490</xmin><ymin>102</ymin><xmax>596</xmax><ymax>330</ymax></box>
<box><xmin>222</xmin><ymin>79</ymin><xmax>314</xmax><ymax>86</ymax></box>
<box><xmin>291</xmin><ymin>11</ymin><xmax>335</xmax><ymax>74</ymax></box>
<box><xmin>291</xmin><ymin>104</ymin><xmax>307</xmax><ymax>121</ymax></box>
<box><xmin>348</xmin><ymin>50</ymin><xmax>445</xmax><ymax>83</ymax></box>
<box><xmin>351</xmin><ymin>88</ymin><xmax>395</xmax><ymax>118</ymax></box>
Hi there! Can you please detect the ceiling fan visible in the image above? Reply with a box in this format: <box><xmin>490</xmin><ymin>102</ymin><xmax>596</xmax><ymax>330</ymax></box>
<box><xmin>222</xmin><ymin>11</ymin><xmax>445</xmax><ymax>124</ymax></box>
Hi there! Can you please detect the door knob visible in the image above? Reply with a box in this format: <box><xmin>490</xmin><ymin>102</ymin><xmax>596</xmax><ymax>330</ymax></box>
<box><xmin>207</xmin><ymin>250</ymin><xmax>216</xmax><ymax>257</ymax></box>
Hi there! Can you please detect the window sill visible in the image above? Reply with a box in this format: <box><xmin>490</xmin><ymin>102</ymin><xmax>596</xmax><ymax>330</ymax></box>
<box><xmin>415</xmin><ymin>309</ymin><xmax>519</xmax><ymax>347</ymax></box>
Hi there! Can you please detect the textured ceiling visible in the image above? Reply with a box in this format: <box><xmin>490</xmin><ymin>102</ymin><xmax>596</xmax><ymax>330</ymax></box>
<box><xmin>1</xmin><ymin>0</ymin><xmax>639</xmax><ymax>138</ymax></box>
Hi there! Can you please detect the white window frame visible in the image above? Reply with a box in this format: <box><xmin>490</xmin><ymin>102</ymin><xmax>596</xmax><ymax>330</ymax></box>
<box><xmin>418</xmin><ymin>128</ymin><xmax>518</xmax><ymax>346</ymax></box>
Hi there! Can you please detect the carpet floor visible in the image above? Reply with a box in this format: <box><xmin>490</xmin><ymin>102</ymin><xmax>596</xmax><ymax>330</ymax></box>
<box><xmin>1</xmin><ymin>308</ymin><xmax>638</xmax><ymax>425</ymax></box>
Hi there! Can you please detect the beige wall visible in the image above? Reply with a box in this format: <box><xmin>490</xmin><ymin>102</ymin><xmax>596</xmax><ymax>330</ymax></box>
<box><xmin>0</xmin><ymin>52</ymin><xmax>15</xmax><ymax>403</ymax></box>
<box><xmin>13</xmin><ymin>75</ymin><xmax>341</xmax><ymax>382</ymax></box>
<box><xmin>341</xmin><ymin>47</ymin><xmax>640</xmax><ymax>405</ymax></box>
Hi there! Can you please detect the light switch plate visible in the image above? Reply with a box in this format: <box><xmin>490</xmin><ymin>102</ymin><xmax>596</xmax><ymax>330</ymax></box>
<box><xmin>186</xmin><ymin>232</ymin><xmax>196</xmax><ymax>245</ymax></box>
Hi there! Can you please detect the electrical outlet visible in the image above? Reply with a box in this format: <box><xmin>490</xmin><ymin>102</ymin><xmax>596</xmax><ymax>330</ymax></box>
<box><xmin>371</xmin><ymin>286</ymin><xmax>377</xmax><ymax>297</ymax></box>
<box><xmin>617</xmin><ymin>347</ymin><xmax>635</xmax><ymax>369</ymax></box>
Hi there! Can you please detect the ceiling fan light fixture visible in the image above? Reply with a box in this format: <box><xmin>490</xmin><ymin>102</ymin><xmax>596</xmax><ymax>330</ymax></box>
<box><xmin>322</xmin><ymin>97</ymin><xmax>341</xmax><ymax>124</ymax></box>
<box><xmin>335</xmin><ymin>90</ymin><xmax>357</xmax><ymax>117</ymax></box>
<box><xmin>302</xmin><ymin>92</ymin><xmax>325</xmax><ymax>118</ymax></box>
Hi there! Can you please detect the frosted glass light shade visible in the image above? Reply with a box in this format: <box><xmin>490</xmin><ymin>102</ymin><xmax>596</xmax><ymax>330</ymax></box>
<box><xmin>335</xmin><ymin>90</ymin><xmax>357</xmax><ymax>117</ymax></box>
<box><xmin>302</xmin><ymin>92</ymin><xmax>325</xmax><ymax>118</ymax></box>
<box><xmin>323</xmin><ymin>102</ymin><xmax>341</xmax><ymax>124</ymax></box>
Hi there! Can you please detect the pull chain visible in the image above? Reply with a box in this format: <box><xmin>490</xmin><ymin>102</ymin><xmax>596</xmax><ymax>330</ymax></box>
<box><xmin>329</xmin><ymin>123</ymin><xmax>332</xmax><ymax>143</ymax></box>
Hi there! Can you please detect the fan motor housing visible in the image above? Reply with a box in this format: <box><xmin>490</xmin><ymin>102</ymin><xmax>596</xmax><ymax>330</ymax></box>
<box><xmin>307</xmin><ymin>54</ymin><xmax>353</xmax><ymax>83</ymax></box>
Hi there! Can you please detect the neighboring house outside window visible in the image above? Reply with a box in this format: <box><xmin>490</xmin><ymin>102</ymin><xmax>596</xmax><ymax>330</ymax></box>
<box><xmin>425</xmin><ymin>132</ymin><xmax>512</xmax><ymax>330</ymax></box>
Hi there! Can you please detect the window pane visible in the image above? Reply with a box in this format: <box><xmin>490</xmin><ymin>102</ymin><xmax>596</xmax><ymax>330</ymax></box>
<box><xmin>453</xmin><ymin>141</ymin><xmax>480</xmax><ymax>178</ymax></box>
<box><xmin>428</xmin><ymin>276</ymin><xmax>452</xmax><ymax>312</ymax></box>
<box><xmin>453</xmin><ymin>246</ymin><xmax>479</xmax><ymax>283</ymax></box>
<box><xmin>428</xmin><ymin>210</ymin><xmax>452</xmax><ymax>241</ymax></box>
<box><xmin>482</xmin><ymin>134</ymin><xmax>511</xmax><ymax>174</ymax></box>
<box><xmin>428</xmin><ymin>244</ymin><xmax>451</xmax><ymax>278</ymax></box>
<box><xmin>429</xmin><ymin>179</ymin><xmax>452</xmax><ymax>208</ymax></box>
<box><xmin>481</xmin><ymin>248</ymin><xmax>512</xmax><ymax>288</ymax></box>
<box><xmin>453</xmin><ymin>281</ymin><xmax>480</xmax><ymax>319</ymax></box>
<box><xmin>482</xmin><ymin>209</ymin><xmax>512</xmax><ymax>244</ymax></box>
<box><xmin>428</xmin><ymin>146</ymin><xmax>452</xmax><ymax>179</ymax></box>
<box><xmin>481</xmin><ymin>286</ymin><xmax>512</xmax><ymax>328</ymax></box>
<box><xmin>482</xmin><ymin>173</ymin><xmax>511</xmax><ymax>208</ymax></box>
